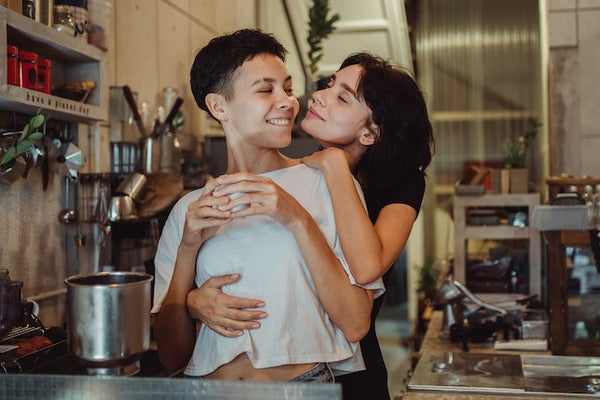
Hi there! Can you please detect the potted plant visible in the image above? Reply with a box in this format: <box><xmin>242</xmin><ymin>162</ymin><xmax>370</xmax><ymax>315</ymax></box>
<box><xmin>0</xmin><ymin>109</ymin><xmax>49</xmax><ymax>183</ymax></box>
<box><xmin>503</xmin><ymin>118</ymin><xmax>541</xmax><ymax>169</ymax></box>
<box><xmin>495</xmin><ymin>119</ymin><xmax>541</xmax><ymax>194</ymax></box>
<box><xmin>415</xmin><ymin>258</ymin><xmax>441</xmax><ymax>333</ymax></box>
<box><xmin>306</xmin><ymin>0</ymin><xmax>340</xmax><ymax>87</ymax></box>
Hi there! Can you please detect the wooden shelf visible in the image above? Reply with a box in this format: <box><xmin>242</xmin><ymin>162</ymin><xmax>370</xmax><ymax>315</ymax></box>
<box><xmin>0</xmin><ymin>8</ymin><xmax>107</xmax><ymax>121</ymax></box>
<box><xmin>453</xmin><ymin>193</ymin><xmax>542</xmax><ymax>296</ymax></box>
<box><xmin>430</xmin><ymin>109</ymin><xmax>538</xmax><ymax>122</ymax></box>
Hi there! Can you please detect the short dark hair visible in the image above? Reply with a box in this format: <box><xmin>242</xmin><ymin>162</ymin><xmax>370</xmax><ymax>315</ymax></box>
<box><xmin>190</xmin><ymin>29</ymin><xmax>288</xmax><ymax>116</ymax></box>
<box><xmin>339</xmin><ymin>53</ymin><xmax>435</xmax><ymax>190</ymax></box>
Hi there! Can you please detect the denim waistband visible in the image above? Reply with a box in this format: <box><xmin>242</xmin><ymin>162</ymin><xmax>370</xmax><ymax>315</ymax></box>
<box><xmin>290</xmin><ymin>363</ymin><xmax>334</xmax><ymax>383</ymax></box>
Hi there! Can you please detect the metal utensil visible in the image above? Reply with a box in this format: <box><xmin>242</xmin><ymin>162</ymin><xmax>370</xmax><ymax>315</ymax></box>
<box><xmin>108</xmin><ymin>195</ymin><xmax>137</xmax><ymax>222</ymax></box>
<box><xmin>58</xmin><ymin>177</ymin><xmax>78</xmax><ymax>224</ymax></box>
<box><xmin>153</xmin><ymin>97</ymin><xmax>183</xmax><ymax>138</ymax></box>
<box><xmin>122</xmin><ymin>85</ymin><xmax>148</xmax><ymax>138</ymax></box>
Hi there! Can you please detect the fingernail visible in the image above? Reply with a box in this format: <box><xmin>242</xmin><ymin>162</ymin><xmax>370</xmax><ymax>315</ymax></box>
<box><xmin>235</xmin><ymin>331</ymin><xmax>243</xmax><ymax>337</ymax></box>
<box><xmin>251</xmin><ymin>323</ymin><xmax>260</xmax><ymax>329</ymax></box>
<box><xmin>230</xmin><ymin>273</ymin><xmax>240</xmax><ymax>279</ymax></box>
<box><xmin>258</xmin><ymin>313</ymin><xmax>267</xmax><ymax>319</ymax></box>
<box><xmin>256</xmin><ymin>302</ymin><xmax>265</xmax><ymax>307</ymax></box>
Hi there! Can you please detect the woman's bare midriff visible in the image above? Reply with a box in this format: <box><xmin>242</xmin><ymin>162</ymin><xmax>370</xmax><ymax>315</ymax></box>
<box><xmin>203</xmin><ymin>353</ymin><xmax>317</xmax><ymax>381</ymax></box>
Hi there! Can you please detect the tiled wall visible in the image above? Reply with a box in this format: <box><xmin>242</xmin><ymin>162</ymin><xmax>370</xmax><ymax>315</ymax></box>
<box><xmin>548</xmin><ymin>0</ymin><xmax>600</xmax><ymax>176</ymax></box>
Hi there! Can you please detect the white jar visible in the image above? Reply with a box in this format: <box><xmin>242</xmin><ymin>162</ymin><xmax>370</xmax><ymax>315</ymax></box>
<box><xmin>87</xmin><ymin>0</ymin><xmax>111</xmax><ymax>50</ymax></box>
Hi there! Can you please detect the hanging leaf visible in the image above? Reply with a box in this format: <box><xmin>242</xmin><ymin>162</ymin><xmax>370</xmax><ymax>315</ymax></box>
<box><xmin>1</xmin><ymin>146</ymin><xmax>16</xmax><ymax>166</ymax></box>
<box><xmin>28</xmin><ymin>113</ymin><xmax>46</xmax><ymax>131</ymax></box>
<box><xmin>27</xmin><ymin>131</ymin><xmax>43</xmax><ymax>141</ymax></box>
<box><xmin>0</xmin><ymin>109</ymin><xmax>49</xmax><ymax>174</ymax></box>
<box><xmin>16</xmin><ymin>140</ymin><xmax>32</xmax><ymax>155</ymax></box>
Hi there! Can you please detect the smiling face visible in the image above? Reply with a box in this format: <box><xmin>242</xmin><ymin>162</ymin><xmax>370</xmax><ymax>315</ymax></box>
<box><xmin>300</xmin><ymin>64</ymin><xmax>377</xmax><ymax>157</ymax></box>
<box><xmin>208</xmin><ymin>53</ymin><xmax>299</xmax><ymax>151</ymax></box>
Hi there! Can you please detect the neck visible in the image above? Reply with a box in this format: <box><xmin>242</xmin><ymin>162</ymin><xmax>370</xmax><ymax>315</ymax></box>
<box><xmin>225</xmin><ymin>144</ymin><xmax>299</xmax><ymax>175</ymax></box>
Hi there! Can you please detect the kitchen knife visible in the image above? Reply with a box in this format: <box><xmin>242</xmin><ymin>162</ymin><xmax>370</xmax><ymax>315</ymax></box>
<box><xmin>42</xmin><ymin>143</ymin><xmax>49</xmax><ymax>191</ymax></box>
<box><xmin>154</xmin><ymin>97</ymin><xmax>183</xmax><ymax>138</ymax></box>
<box><xmin>41</xmin><ymin>123</ymin><xmax>49</xmax><ymax>191</ymax></box>
<box><xmin>122</xmin><ymin>85</ymin><xmax>149</xmax><ymax>138</ymax></box>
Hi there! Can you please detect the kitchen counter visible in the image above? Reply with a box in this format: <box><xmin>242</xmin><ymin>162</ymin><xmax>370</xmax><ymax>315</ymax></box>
<box><xmin>402</xmin><ymin>392</ymin><xmax>580</xmax><ymax>400</ymax></box>
<box><xmin>418</xmin><ymin>309</ymin><xmax>550</xmax><ymax>356</ymax></box>
<box><xmin>0</xmin><ymin>375</ymin><xmax>341</xmax><ymax>400</ymax></box>
<box><xmin>403</xmin><ymin>311</ymin><xmax>600</xmax><ymax>399</ymax></box>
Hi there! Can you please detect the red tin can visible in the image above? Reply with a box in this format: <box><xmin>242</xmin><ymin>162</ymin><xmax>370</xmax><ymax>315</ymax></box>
<box><xmin>18</xmin><ymin>50</ymin><xmax>38</xmax><ymax>90</ymax></box>
<box><xmin>37</xmin><ymin>58</ymin><xmax>52</xmax><ymax>94</ymax></box>
<box><xmin>6</xmin><ymin>45</ymin><xmax>19</xmax><ymax>86</ymax></box>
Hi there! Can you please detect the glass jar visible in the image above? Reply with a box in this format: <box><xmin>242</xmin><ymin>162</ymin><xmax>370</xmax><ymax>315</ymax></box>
<box><xmin>53</xmin><ymin>4</ymin><xmax>76</xmax><ymax>36</ymax></box>
<box><xmin>18</xmin><ymin>51</ymin><xmax>38</xmax><ymax>90</ymax></box>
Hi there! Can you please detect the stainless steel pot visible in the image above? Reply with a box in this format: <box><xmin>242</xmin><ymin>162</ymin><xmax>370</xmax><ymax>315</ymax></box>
<box><xmin>65</xmin><ymin>271</ymin><xmax>153</xmax><ymax>376</ymax></box>
<box><xmin>108</xmin><ymin>194</ymin><xmax>137</xmax><ymax>221</ymax></box>
<box><xmin>140</xmin><ymin>137</ymin><xmax>161</xmax><ymax>173</ymax></box>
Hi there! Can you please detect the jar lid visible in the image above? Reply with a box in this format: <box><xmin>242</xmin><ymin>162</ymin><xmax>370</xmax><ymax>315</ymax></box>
<box><xmin>38</xmin><ymin>58</ymin><xmax>52</xmax><ymax>68</ymax></box>
<box><xmin>54</xmin><ymin>0</ymin><xmax>88</xmax><ymax>8</ymax></box>
<box><xmin>7</xmin><ymin>45</ymin><xmax>18</xmax><ymax>54</ymax></box>
<box><xmin>18</xmin><ymin>51</ymin><xmax>38</xmax><ymax>62</ymax></box>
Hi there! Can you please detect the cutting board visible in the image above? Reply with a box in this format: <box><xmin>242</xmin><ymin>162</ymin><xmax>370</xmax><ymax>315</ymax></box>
<box><xmin>137</xmin><ymin>172</ymin><xmax>183</xmax><ymax>218</ymax></box>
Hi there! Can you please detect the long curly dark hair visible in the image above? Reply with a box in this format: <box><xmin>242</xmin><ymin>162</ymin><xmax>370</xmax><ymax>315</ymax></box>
<box><xmin>339</xmin><ymin>53</ymin><xmax>435</xmax><ymax>190</ymax></box>
<box><xmin>190</xmin><ymin>29</ymin><xmax>287</xmax><ymax>116</ymax></box>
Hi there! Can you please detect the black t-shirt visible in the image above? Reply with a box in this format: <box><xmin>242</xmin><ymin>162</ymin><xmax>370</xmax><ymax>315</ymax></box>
<box><xmin>337</xmin><ymin>168</ymin><xmax>426</xmax><ymax>400</ymax></box>
<box><xmin>364</xmin><ymin>168</ymin><xmax>426</xmax><ymax>225</ymax></box>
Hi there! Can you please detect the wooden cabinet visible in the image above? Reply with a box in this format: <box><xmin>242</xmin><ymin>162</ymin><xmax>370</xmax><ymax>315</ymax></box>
<box><xmin>453</xmin><ymin>193</ymin><xmax>541</xmax><ymax>296</ymax></box>
<box><xmin>0</xmin><ymin>8</ymin><xmax>106</xmax><ymax>121</ymax></box>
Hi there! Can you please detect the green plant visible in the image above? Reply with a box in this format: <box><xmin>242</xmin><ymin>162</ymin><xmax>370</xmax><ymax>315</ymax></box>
<box><xmin>502</xmin><ymin>118</ymin><xmax>541</xmax><ymax>168</ymax></box>
<box><xmin>416</xmin><ymin>257</ymin><xmax>440</xmax><ymax>300</ymax></box>
<box><xmin>306</xmin><ymin>0</ymin><xmax>340</xmax><ymax>76</ymax></box>
<box><xmin>0</xmin><ymin>109</ymin><xmax>49</xmax><ymax>171</ymax></box>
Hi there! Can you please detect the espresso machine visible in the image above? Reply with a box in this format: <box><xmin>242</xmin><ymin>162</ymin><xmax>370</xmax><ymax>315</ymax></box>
<box><xmin>435</xmin><ymin>276</ymin><xmax>515</xmax><ymax>350</ymax></box>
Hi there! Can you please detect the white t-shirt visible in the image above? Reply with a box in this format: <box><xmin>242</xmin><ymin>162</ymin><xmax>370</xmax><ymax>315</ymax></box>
<box><xmin>152</xmin><ymin>164</ymin><xmax>384</xmax><ymax>377</ymax></box>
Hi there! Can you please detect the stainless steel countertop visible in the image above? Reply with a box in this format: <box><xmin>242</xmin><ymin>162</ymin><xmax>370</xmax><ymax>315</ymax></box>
<box><xmin>0</xmin><ymin>375</ymin><xmax>341</xmax><ymax>400</ymax></box>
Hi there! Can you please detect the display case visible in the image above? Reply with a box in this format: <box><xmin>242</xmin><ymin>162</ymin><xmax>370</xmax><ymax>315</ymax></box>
<box><xmin>0</xmin><ymin>8</ymin><xmax>107</xmax><ymax>122</ymax></box>
<box><xmin>453</xmin><ymin>193</ymin><xmax>542</xmax><ymax>296</ymax></box>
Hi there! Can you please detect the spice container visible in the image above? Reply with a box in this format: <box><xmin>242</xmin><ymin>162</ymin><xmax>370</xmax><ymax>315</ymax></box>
<box><xmin>6</xmin><ymin>45</ymin><xmax>20</xmax><ymax>86</ymax></box>
<box><xmin>18</xmin><ymin>51</ymin><xmax>38</xmax><ymax>90</ymax></box>
<box><xmin>37</xmin><ymin>58</ymin><xmax>52</xmax><ymax>94</ymax></box>
<box><xmin>87</xmin><ymin>0</ymin><xmax>110</xmax><ymax>51</ymax></box>
<box><xmin>54</xmin><ymin>0</ymin><xmax>87</xmax><ymax>41</ymax></box>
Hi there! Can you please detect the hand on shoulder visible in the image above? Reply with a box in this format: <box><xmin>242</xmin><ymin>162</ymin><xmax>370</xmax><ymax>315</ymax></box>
<box><xmin>302</xmin><ymin>147</ymin><xmax>350</xmax><ymax>172</ymax></box>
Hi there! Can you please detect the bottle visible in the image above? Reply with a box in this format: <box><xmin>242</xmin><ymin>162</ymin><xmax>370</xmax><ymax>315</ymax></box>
<box><xmin>510</xmin><ymin>270</ymin><xmax>519</xmax><ymax>293</ymax></box>
<box><xmin>583</xmin><ymin>185</ymin><xmax>594</xmax><ymax>228</ymax></box>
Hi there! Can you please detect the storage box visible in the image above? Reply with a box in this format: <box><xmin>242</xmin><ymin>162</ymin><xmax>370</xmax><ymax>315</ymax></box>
<box><xmin>522</xmin><ymin>320</ymin><xmax>549</xmax><ymax>340</ymax></box>
<box><xmin>490</xmin><ymin>168</ymin><xmax>529</xmax><ymax>194</ymax></box>
<box><xmin>530</xmin><ymin>205</ymin><xmax>589</xmax><ymax>231</ymax></box>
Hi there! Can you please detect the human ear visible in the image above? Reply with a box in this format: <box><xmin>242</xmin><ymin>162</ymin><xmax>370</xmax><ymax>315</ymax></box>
<box><xmin>359</xmin><ymin>125</ymin><xmax>379</xmax><ymax>146</ymax></box>
<box><xmin>205</xmin><ymin>93</ymin><xmax>228</xmax><ymax>121</ymax></box>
